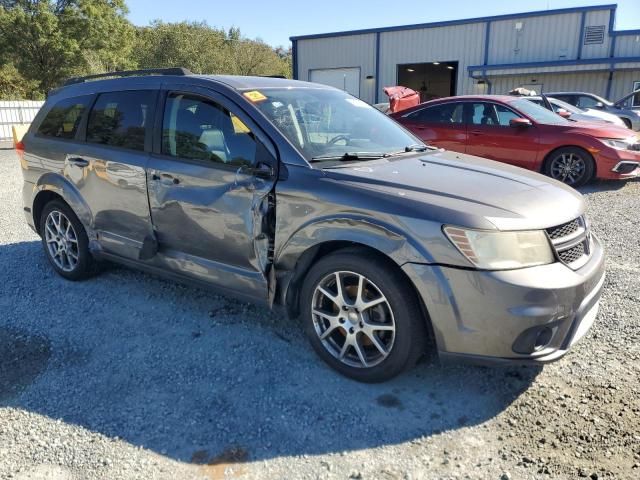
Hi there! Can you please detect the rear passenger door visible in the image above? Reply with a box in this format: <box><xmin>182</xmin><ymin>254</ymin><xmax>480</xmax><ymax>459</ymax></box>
<box><xmin>78</xmin><ymin>89</ymin><xmax>158</xmax><ymax>259</ymax></box>
<box><xmin>146</xmin><ymin>87</ymin><xmax>277</xmax><ymax>301</ymax></box>
<box><xmin>399</xmin><ymin>102</ymin><xmax>467</xmax><ymax>153</ymax></box>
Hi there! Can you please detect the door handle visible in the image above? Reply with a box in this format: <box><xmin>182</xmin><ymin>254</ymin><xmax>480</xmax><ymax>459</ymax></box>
<box><xmin>152</xmin><ymin>173</ymin><xmax>180</xmax><ymax>185</ymax></box>
<box><xmin>67</xmin><ymin>157</ymin><xmax>89</xmax><ymax>167</ymax></box>
<box><xmin>470</xmin><ymin>130</ymin><xmax>483</xmax><ymax>135</ymax></box>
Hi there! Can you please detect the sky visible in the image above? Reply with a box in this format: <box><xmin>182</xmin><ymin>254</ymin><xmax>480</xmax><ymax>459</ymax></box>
<box><xmin>125</xmin><ymin>1</ymin><xmax>640</xmax><ymax>47</ymax></box>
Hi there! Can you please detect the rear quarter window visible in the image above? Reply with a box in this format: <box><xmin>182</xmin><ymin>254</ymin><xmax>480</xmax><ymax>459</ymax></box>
<box><xmin>37</xmin><ymin>96</ymin><xmax>92</xmax><ymax>139</ymax></box>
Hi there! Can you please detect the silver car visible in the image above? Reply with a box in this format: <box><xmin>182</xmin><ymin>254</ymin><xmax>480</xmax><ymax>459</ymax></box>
<box><xmin>18</xmin><ymin>69</ymin><xmax>605</xmax><ymax>382</ymax></box>
<box><xmin>547</xmin><ymin>91</ymin><xmax>640</xmax><ymax>130</ymax></box>
<box><xmin>523</xmin><ymin>95</ymin><xmax>627</xmax><ymax>127</ymax></box>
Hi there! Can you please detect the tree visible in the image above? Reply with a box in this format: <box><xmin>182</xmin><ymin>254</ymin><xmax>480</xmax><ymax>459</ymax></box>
<box><xmin>0</xmin><ymin>0</ymin><xmax>134</xmax><ymax>95</ymax></box>
<box><xmin>0</xmin><ymin>63</ymin><xmax>41</xmax><ymax>99</ymax></box>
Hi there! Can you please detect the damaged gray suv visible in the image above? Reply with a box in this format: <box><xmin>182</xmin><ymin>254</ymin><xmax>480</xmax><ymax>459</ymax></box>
<box><xmin>19</xmin><ymin>69</ymin><xmax>605</xmax><ymax>382</ymax></box>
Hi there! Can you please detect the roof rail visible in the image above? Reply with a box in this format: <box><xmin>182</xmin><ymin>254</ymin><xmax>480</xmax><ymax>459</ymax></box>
<box><xmin>63</xmin><ymin>67</ymin><xmax>192</xmax><ymax>86</ymax></box>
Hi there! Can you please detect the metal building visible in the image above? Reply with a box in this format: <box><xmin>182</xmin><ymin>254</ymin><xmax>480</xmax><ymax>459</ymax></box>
<box><xmin>290</xmin><ymin>4</ymin><xmax>640</xmax><ymax>105</ymax></box>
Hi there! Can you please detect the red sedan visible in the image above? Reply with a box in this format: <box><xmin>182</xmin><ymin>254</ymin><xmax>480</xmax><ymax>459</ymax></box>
<box><xmin>391</xmin><ymin>95</ymin><xmax>640</xmax><ymax>186</ymax></box>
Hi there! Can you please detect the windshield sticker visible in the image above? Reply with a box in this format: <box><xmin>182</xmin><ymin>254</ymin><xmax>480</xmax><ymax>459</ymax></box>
<box><xmin>345</xmin><ymin>98</ymin><xmax>369</xmax><ymax>108</ymax></box>
<box><xmin>243</xmin><ymin>90</ymin><xmax>268</xmax><ymax>103</ymax></box>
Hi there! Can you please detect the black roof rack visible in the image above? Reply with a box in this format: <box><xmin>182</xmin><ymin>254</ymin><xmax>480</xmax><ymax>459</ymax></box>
<box><xmin>63</xmin><ymin>67</ymin><xmax>192</xmax><ymax>86</ymax></box>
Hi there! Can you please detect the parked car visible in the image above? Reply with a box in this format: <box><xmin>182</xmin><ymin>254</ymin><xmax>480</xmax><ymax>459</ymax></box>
<box><xmin>523</xmin><ymin>95</ymin><xmax>627</xmax><ymax>128</ymax></box>
<box><xmin>546</xmin><ymin>91</ymin><xmax>640</xmax><ymax>130</ymax></box>
<box><xmin>18</xmin><ymin>70</ymin><xmax>605</xmax><ymax>382</ymax></box>
<box><xmin>392</xmin><ymin>95</ymin><xmax>640</xmax><ymax>186</ymax></box>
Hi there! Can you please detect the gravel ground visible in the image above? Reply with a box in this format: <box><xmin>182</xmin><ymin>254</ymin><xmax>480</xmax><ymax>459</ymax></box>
<box><xmin>1</xmin><ymin>145</ymin><xmax>639</xmax><ymax>480</ymax></box>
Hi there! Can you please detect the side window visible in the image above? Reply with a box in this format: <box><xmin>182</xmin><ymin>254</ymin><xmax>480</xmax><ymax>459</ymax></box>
<box><xmin>494</xmin><ymin>104</ymin><xmax>520</xmax><ymax>126</ymax></box>
<box><xmin>162</xmin><ymin>93</ymin><xmax>257</xmax><ymax>167</ymax></box>
<box><xmin>554</xmin><ymin>95</ymin><xmax>577</xmax><ymax>106</ymax></box>
<box><xmin>37</xmin><ymin>96</ymin><xmax>92</xmax><ymax>139</ymax></box>
<box><xmin>577</xmin><ymin>96</ymin><xmax>599</xmax><ymax>109</ymax></box>
<box><xmin>471</xmin><ymin>103</ymin><xmax>518</xmax><ymax>126</ymax></box>
<box><xmin>405</xmin><ymin>103</ymin><xmax>464</xmax><ymax>124</ymax></box>
<box><xmin>86</xmin><ymin>90</ymin><xmax>154</xmax><ymax>151</ymax></box>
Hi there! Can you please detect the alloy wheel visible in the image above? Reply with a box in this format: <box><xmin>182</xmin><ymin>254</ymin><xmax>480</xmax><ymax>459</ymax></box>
<box><xmin>44</xmin><ymin>210</ymin><xmax>79</xmax><ymax>272</ymax></box>
<box><xmin>311</xmin><ymin>271</ymin><xmax>396</xmax><ymax>368</ymax></box>
<box><xmin>550</xmin><ymin>152</ymin><xmax>586</xmax><ymax>185</ymax></box>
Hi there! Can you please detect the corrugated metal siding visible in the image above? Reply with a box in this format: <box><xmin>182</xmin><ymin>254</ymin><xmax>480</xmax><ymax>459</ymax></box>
<box><xmin>615</xmin><ymin>34</ymin><xmax>640</xmax><ymax>58</ymax></box>
<box><xmin>581</xmin><ymin>10</ymin><xmax>612</xmax><ymax>59</ymax></box>
<box><xmin>378</xmin><ymin>23</ymin><xmax>485</xmax><ymax>101</ymax></box>
<box><xmin>489</xmin><ymin>72</ymin><xmax>610</xmax><ymax>96</ymax></box>
<box><xmin>488</xmin><ymin>13</ymin><xmax>582</xmax><ymax>64</ymax></box>
<box><xmin>296</xmin><ymin>34</ymin><xmax>376</xmax><ymax>102</ymax></box>
<box><xmin>609</xmin><ymin>71</ymin><xmax>640</xmax><ymax>101</ymax></box>
<box><xmin>0</xmin><ymin>100</ymin><xmax>43</xmax><ymax>141</ymax></box>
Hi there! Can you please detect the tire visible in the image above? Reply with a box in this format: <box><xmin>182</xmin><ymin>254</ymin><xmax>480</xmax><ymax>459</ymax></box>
<box><xmin>300</xmin><ymin>248</ymin><xmax>428</xmax><ymax>382</ymax></box>
<box><xmin>621</xmin><ymin>118</ymin><xmax>632</xmax><ymax>129</ymax></box>
<box><xmin>39</xmin><ymin>200</ymin><xmax>99</xmax><ymax>281</ymax></box>
<box><xmin>544</xmin><ymin>147</ymin><xmax>595</xmax><ymax>187</ymax></box>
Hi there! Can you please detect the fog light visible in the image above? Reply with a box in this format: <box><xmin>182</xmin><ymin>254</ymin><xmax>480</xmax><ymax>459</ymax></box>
<box><xmin>534</xmin><ymin>327</ymin><xmax>553</xmax><ymax>351</ymax></box>
<box><xmin>613</xmin><ymin>161</ymin><xmax>639</xmax><ymax>174</ymax></box>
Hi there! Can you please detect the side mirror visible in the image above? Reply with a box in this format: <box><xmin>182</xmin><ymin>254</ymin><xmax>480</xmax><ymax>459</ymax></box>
<box><xmin>557</xmin><ymin>109</ymin><xmax>572</xmax><ymax>119</ymax></box>
<box><xmin>509</xmin><ymin>117</ymin><xmax>533</xmax><ymax>128</ymax></box>
<box><xmin>595</xmin><ymin>102</ymin><xmax>605</xmax><ymax>109</ymax></box>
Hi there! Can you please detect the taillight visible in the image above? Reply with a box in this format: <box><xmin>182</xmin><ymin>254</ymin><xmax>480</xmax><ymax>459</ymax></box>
<box><xmin>15</xmin><ymin>140</ymin><xmax>25</xmax><ymax>165</ymax></box>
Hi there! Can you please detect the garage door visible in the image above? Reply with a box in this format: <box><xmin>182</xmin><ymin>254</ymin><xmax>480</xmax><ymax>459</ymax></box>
<box><xmin>310</xmin><ymin>68</ymin><xmax>360</xmax><ymax>98</ymax></box>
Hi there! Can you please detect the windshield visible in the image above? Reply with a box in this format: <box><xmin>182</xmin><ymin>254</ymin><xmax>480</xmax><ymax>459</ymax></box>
<box><xmin>251</xmin><ymin>88</ymin><xmax>422</xmax><ymax>162</ymax></box>
<box><xmin>510</xmin><ymin>98</ymin><xmax>571</xmax><ymax>126</ymax></box>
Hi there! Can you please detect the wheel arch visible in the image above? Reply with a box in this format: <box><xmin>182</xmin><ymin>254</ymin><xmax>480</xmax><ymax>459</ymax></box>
<box><xmin>278</xmin><ymin>239</ymin><xmax>436</xmax><ymax>349</ymax></box>
<box><xmin>32</xmin><ymin>173</ymin><xmax>93</xmax><ymax>235</ymax></box>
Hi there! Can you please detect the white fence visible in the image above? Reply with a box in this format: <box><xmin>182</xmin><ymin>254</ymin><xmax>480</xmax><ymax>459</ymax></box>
<box><xmin>0</xmin><ymin>100</ymin><xmax>44</xmax><ymax>141</ymax></box>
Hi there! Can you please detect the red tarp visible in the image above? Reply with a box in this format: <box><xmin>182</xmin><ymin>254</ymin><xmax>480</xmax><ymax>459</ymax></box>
<box><xmin>383</xmin><ymin>86</ymin><xmax>421</xmax><ymax>113</ymax></box>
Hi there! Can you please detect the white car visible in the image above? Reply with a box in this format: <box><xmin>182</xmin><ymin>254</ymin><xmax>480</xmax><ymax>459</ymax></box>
<box><xmin>524</xmin><ymin>96</ymin><xmax>627</xmax><ymax>128</ymax></box>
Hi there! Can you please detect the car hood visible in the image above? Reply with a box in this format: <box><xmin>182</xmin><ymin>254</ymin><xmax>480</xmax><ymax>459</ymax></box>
<box><xmin>549</xmin><ymin>121</ymin><xmax>634</xmax><ymax>139</ymax></box>
<box><xmin>322</xmin><ymin>149</ymin><xmax>584</xmax><ymax>231</ymax></box>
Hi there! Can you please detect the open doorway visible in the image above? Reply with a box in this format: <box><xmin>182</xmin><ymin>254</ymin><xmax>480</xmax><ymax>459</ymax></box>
<box><xmin>397</xmin><ymin>62</ymin><xmax>458</xmax><ymax>102</ymax></box>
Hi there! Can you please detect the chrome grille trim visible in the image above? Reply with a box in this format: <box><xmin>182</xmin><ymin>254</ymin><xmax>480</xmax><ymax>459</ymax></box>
<box><xmin>546</xmin><ymin>216</ymin><xmax>591</xmax><ymax>269</ymax></box>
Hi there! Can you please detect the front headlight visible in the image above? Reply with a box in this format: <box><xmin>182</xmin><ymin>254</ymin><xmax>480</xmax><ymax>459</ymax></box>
<box><xmin>443</xmin><ymin>226</ymin><xmax>554</xmax><ymax>270</ymax></box>
<box><xmin>600</xmin><ymin>138</ymin><xmax>635</xmax><ymax>150</ymax></box>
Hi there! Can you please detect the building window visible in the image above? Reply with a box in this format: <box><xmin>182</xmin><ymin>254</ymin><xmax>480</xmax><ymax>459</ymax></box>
<box><xmin>633</xmin><ymin>81</ymin><xmax>640</xmax><ymax>107</ymax></box>
<box><xmin>583</xmin><ymin>26</ymin><xmax>605</xmax><ymax>45</ymax></box>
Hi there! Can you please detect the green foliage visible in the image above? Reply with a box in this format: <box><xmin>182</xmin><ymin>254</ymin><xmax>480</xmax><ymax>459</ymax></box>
<box><xmin>0</xmin><ymin>63</ymin><xmax>41</xmax><ymax>99</ymax></box>
<box><xmin>133</xmin><ymin>21</ymin><xmax>291</xmax><ymax>78</ymax></box>
<box><xmin>0</xmin><ymin>1</ymin><xmax>292</xmax><ymax>99</ymax></box>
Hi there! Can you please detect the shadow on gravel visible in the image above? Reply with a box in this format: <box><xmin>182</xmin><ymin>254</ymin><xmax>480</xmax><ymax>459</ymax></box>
<box><xmin>578</xmin><ymin>177</ymin><xmax>640</xmax><ymax>194</ymax></box>
<box><xmin>1</xmin><ymin>240</ymin><xmax>542</xmax><ymax>466</ymax></box>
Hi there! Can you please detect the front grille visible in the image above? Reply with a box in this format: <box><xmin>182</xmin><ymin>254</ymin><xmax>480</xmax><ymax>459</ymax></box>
<box><xmin>547</xmin><ymin>216</ymin><xmax>591</xmax><ymax>269</ymax></box>
<box><xmin>546</xmin><ymin>219</ymin><xmax>580</xmax><ymax>240</ymax></box>
<box><xmin>558</xmin><ymin>242</ymin><xmax>585</xmax><ymax>264</ymax></box>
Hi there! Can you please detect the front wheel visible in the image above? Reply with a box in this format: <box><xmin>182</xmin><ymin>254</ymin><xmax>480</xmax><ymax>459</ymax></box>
<box><xmin>300</xmin><ymin>249</ymin><xmax>428</xmax><ymax>382</ymax></box>
<box><xmin>544</xmin><ymin>147</ymin><xmax>595</xmax><ymax>187</ymax></box>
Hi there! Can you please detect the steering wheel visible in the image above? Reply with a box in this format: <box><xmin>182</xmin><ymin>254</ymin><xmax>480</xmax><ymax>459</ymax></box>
<box><xmin>327</xmin><ymin>134</ymin><xmax>350</xmax><ymax>146</ymax></box>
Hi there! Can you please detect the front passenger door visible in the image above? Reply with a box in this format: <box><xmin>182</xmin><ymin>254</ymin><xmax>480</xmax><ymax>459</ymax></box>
<box><xmin>147</xmin><ymin>88</ymin><xmax>277</xmax><ymax>302</ymax></box>
<box><xmin>465</xmin><ymin>102</ymin><xmax>539</xmax><ymax>169</ymax></box>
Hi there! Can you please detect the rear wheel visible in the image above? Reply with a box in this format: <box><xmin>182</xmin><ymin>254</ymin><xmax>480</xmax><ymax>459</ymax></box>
<box><xmin>40</xmin><ymin>200</ymin><xmax>98</xmax><ymax>280</ymax></box>
<box><xmin>544</xmin><ymin>147</ymin><xmax>595</xmax><ymax>187</ymax></box>
<box><xmin>300</xmin><ymin>249</ymin><xmax>427</xmax><ymax>382</ymax></box>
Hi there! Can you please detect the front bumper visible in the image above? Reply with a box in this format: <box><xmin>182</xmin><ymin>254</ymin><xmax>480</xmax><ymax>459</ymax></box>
<box><xmin>596</xmin><ymin>148</ymin><xmax>640</xmax><ymax>180</ymax></box>
<box><xmin>403</xmin><ymin>233</ymin><xmax>605</xmax><ymax>364</ymax></box>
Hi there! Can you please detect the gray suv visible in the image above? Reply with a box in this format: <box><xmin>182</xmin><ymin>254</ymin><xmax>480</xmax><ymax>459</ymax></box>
<box><xmin>19</xmin><ymin>69</ymin><xmax>605</xmax><ymax>382</ymax></box>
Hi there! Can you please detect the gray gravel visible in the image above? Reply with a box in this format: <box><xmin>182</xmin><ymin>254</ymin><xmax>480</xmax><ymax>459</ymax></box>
<box><xmin>1</xmin><ymin>145</ymin><xmax>639</xmax><ymax>480</ymax></box>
